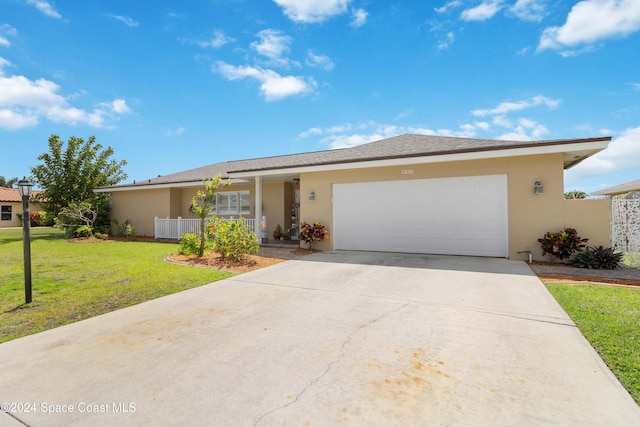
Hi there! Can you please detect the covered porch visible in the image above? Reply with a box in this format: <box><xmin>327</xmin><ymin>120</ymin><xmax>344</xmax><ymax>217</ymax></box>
<box><xmin>134</xmin><ymin>173</ymin><xmax>304</xmax><ymax>244</ymax></box>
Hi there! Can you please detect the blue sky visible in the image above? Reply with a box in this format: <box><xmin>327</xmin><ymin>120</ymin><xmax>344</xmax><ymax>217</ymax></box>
<box><xmin>1</xmin><ymin>0</ymin><xmax>639</xmax><ymax>194</ymax></box>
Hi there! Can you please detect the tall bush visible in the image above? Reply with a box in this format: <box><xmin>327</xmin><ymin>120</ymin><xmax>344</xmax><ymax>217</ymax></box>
<box><xmin>209</xmin><ymin>217</ymin><xmax>258</xmax><ymax>261</ymax></box>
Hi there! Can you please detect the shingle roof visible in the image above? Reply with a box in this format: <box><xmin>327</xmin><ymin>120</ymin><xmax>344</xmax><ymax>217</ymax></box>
<box><xmin>101</xmin><ymin>134</ymin><xmax>610</xmax><ymax>190</ymax></box>
<box><xmin>591</xmin><ymin>179</ymin><xmax>640</xmax><ymax>196</ymax></box>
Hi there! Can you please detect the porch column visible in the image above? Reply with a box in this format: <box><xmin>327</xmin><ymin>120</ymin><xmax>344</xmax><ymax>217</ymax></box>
<box><xmin>254</xmin><ymin>176</ymin><xmax>262</xmax><ymax>241</ymax></box>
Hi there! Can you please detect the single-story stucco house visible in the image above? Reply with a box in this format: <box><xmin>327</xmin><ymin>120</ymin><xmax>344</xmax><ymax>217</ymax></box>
<box><xmin>0</xmin><ymin>187</ymin><xmax>41</xmax><ymax>228</ymax></box>
<box><xmin>96</xmin><ymin>134</ymin><xmax>613</xmax><ymax>262</ymax></box>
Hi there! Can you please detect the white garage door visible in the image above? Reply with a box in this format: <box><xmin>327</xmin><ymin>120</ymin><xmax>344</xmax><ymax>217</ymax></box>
<box><xmin>333</xmin><ymin>175</ymin><xmax>508</xmax><ymax>257</ymax></box>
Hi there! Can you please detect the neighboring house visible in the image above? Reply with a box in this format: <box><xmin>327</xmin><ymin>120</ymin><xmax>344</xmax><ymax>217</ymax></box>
<box><xmin>96</xmin><ymin>134</ymin><xmax>613</xmax><ymax>261</ymax></box>
<box><xmin>591</xmin><ymin>179</ymin><xmax>640</xmax><ymax>252</ymax></box>
<box><xmin>591</xmin><ymin>179</ymin><xmax>640</xmax><ymax>198</ymax></box>
<box><xmin>0</xmin><ymin>187</ymin><xmax>41</xmax><ymax>228</ymax></box>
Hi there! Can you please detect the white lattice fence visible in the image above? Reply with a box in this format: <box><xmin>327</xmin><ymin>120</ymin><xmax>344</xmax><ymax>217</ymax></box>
<box><xmin>611</xmin><ymin>198</ymin><xmax>640</xmax><ymax>252</ymax></box>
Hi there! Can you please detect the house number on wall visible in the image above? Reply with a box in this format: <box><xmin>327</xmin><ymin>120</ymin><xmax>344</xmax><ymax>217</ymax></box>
<box><xmin>401</xmin><ymin>169</ymin><xmax>414</xmax><ymax>175</ymax></box>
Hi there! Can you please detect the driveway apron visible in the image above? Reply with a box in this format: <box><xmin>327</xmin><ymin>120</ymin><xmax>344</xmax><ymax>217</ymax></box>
<box><xmin>1</xmin><ymin>251</ymin><xmax>639</xmax><ymax>426</ymax></box>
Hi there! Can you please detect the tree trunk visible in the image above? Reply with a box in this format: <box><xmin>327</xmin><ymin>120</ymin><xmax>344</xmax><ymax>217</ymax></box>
<box><xmin>199</xmin><ymin>219</ymin><xmax>206</xmax><ymax>257</ymax></box>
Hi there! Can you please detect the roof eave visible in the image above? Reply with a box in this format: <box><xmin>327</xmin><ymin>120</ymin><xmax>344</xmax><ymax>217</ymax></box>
<box><xmin>229</xmin><ymin>138</ymin><xmax>611</xmax><ymax>178</ymax></box>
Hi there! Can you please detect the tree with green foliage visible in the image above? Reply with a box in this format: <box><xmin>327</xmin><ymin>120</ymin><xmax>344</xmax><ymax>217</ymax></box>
<box><xmin>564</xmin><ymin>190</ymin><xmax>588</xmax><ymax>199</ymax></box>
<box><xmin>0</xmin><ymin>176</ymin><xmax>18</xmax><ymax>188</ymax></box>
<box><xmin>30</xmin><ymin>135</ymin><xmax>127</xmax><ymax>231</ymax></box>
<box><xmin>190</xmin><ymin>176</ymin><xmax>229</xmax><ymax>257</ymax></box>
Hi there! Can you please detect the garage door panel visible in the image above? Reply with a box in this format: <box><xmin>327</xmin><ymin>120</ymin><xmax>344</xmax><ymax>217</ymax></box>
<box><xmin>333</xmin><ymin>175</ymin><xmax>508</xmax><ymax>257</ymax></box>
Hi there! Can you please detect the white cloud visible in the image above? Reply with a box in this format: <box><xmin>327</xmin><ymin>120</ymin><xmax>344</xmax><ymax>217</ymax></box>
<box><xmin>197</xmin><ymin>30</ymin><xmax>235</xmax><ymax>48</ymax></box>
<box><xmin>0</xmin><ymin>109</ymin><xmax>38</xmax><ymax>130</ymax></box>
<box><xmin>508</xmin><ymin>0</ymin><xmax>546</xmax><ymax>22</ymax></box>
<box><xmin>470</xmin><ymin>96</ymin><xmax>557</xmax><ymax>140</ymax></box>
<box><xmin>109</xmin><ymin>99</ymin><xmax>131</xmax><ymax>114</ymax></box>
<box><xmin>437</xmin><ymin>32</ymin><xmax>456</xmax><ymax>50</ymax></box>
<box><xmin>350</xmin><ymin>8</ymin><xmax>368</xmax><ymax>27</ymax></box>
<box><xmin>251</xmin><ymin>29</ymin><xmax>292</xmax><ymax>67</ymax></box>
<box><xmin>0</xmin><ymin>58</ymin><xmax>130</xmax><ymax>130</ymax></box>
<box><xmin>215</xmin><ymin>62</ymin><xmax>315</xmax><ymax>101</ymax></box>
<box><xmin>566</xmin><ymin>127</ymin><xmax>640</xmax><ymax>181</ymax></box>
<box><xmin>109</xmin><ymin>14</ymin><xmax>139</xmax><ymax>27</ymax></box>
<box><xmin>492</xmin><ymin>114</ymin><xmax>512</xmax><ymax>128</ymax></box>
<box><xmin>0</xmin><ymin>25</ymin><xmax>17</xmax><ymax>47</ymax></box>
<box><xmin>461</xmin><ymin>0</ymin><xmax>504</xmax><ymax>21</ymax></box>
<box><xmin>297</xmin><ymin>95</ymin><xmax>564</xmax><ymax>150</ymax></box>
<box><xmin>497</xmin><ymin>118</ymin><xmax>549</xmax><ymax>140</ymax></box>
<box><xmin>327</xmin><ymin>124</ymin><xmax>353</xmax><ymax>133</ymax></box>
<box><xmin>299</xmin><ymin>121</ymin><xmax>489</xmax><ymax>149</ymax></box>
<box><xmin>538</xmin><ymin>0</ymin><xmax>640</xmax><ymax>53</ymax></box>
<box><xmin>472</xmin><ymin>95</ymin><xmax>560</xmax><ymax>116</ymax></box>
<box><xmin>435</xmin><ymin>1</ymin><xmax>462</xmax><ymax>14</ymax></box>
<box><xmin>298</xmin><ymin>127</ymin><xmax>322</xmax><ymax>138</ymax></box>
<box><xmin>26</xmin><ymin>0</ymin><xmax>62</xmax><ymax>19</ymax></box>
<box><xmin>166</xmin><ymin>126</ymin><xmax>185</xmax><ymax>137</ymax></box>
<box><xmin>306</xmin><ymin>50</ymin><xmax>334</xmax><ymax>70</ymax></box>
<box><xmin>273</xmin><ymin>0</ymin><xmax>352</xmax><ymax>23</ymax></box>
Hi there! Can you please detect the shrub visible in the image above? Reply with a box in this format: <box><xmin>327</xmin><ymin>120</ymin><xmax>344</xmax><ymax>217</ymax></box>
<box><xmin>29</xmin><ymin>211</ymin><xmax>44</xmax><ymax>227</ymax></box>
<box><xmin>209</xmin><ymin>217</ymin><xmax>259</xmax><ymax>261</ymax></box>
<box><xmin>179</xmin><ymin>233</ymin><xmax>203</xmax><ymax>256</ymax></box>
<box><xmin>74</xmin><ymin>225</ymin><xmax>94</xmax><ymax>238</ymax></box>
<box><xmin>623</xmin><ymin>252</ymin><xmax>640</xmax><ymax>268</ymax></box>
<box><xmin>299</xmin><ymin>221</ymin><xmax>329</xmax><ymax>249</ymax></box>
<box><xmin>110</xmin><ymin>219</ymin><xmax>135</xmax><ymax>239</ymax></box>
<box><xmin>94</xmin><ymin>232</ymin><xmax>109</xmax><ymax>240</ymax></box>
<box><xmin>538</xmin><ymin>227</ymin><xmax>588</xmax><ymax>262</ymax></box>
<box><xmin>571</xmin><ymin>246</ymin><xmax>624</xmax><ymax>270</ymax></box>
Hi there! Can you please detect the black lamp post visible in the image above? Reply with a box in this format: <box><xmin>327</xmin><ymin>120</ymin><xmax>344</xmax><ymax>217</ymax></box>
<box><xmin>17</xmin><ymin>177</ymin><xmax>34</xmax><ymax>304</ymax></box>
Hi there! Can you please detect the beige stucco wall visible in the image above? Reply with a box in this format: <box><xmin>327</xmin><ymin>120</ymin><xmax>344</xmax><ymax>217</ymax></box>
<box><xmin>0</xmin><ymin>201</ymin><xmax>44</xmax><ymax>228</ymax></box>
<box><xmin>109</xmin><ymin>182</ymin><xmax>293</xmax><ymax>238</ymax></box>
<box><xmin>0</xmin><ymin>201</ymin><xmax>24</xmax><ymax>227</ymax></box>
<box><xmin>110</xmin><ymin>188</ymin><xmax>172</xmax><ymax>236</ymax></box>
<box><xmin>300</xmin><ymin>153</ymin><xmax>611</xmax><ymax>261</ymax></box>
<box><xmin>561</xmin><ymin>198</ymin><xmax>611</xmax><ymax>248</ymax></box>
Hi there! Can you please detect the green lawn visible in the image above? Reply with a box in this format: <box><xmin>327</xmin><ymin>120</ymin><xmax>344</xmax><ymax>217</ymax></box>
<box><xmin>0</xmin><ymin>227</ymin><xmax>233</xmax><ymax>343</ymax></box>
<box><xmin>546</xmin><ymin>284</ymin><xmax>640</xmax><ymax>405</ymax></box>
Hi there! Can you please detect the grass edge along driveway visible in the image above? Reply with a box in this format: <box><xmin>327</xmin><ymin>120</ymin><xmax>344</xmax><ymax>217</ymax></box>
<box><xmin>0</xmin><ymin>228</ymin><xmax>233</xmax><ymax>343</ymax></box>
<box><xmin>546</xmin><ymin>283</ymin><xmax>640</xmax><ymax>406</ymax></box>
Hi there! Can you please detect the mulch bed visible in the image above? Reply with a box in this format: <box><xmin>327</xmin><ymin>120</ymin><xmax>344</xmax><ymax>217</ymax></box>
<box><xmin>530</xmin><ymin>261</ymin><xmax>640</xmax><ymax>287</ymax></box>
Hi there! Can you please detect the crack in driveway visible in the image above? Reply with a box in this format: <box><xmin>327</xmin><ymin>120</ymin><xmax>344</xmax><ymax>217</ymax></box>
<box><xmin>252</xmin><ymin>301</ymin><xmax>411</xmax><ymax>427</ymax></box>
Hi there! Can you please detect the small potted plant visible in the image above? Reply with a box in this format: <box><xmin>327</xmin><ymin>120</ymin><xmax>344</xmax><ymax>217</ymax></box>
<box><xmin>273</xmin><ymin>224</ymin><xmax>283</xmax><ymax>240</ymax></box>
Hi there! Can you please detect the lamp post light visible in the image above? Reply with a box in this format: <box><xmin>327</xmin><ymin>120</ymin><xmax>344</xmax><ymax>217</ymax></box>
<box><xmin>17</xmin><ymin>177</ymin><xmax>34</xmax><ymax>304</ymax></box>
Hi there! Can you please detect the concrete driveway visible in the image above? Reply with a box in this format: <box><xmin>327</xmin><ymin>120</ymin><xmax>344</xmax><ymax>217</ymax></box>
<box><xmin>1</xmin><ymin>252</ymin><xmax>639</xmax><ymax>426</ymax></box>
